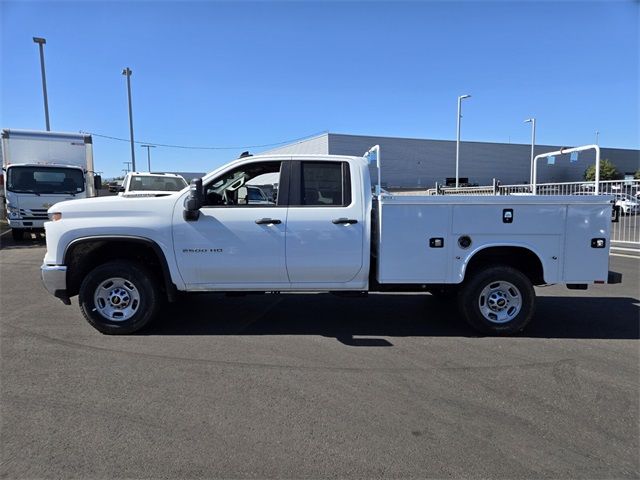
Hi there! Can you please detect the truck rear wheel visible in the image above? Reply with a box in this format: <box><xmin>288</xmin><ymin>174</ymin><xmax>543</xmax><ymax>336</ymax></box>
<box><xmin>459</xmin><ymin>265</ymin><xmax>535</xmax><ymax>335</ymax></box>
<box><xmin>79</xmin><ymin>260</ymin><xmax>162</xmax><ymax>334</ymax></box>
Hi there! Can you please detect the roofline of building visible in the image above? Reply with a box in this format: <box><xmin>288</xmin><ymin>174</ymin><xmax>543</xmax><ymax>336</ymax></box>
<box><xmin>260</xmin><ymin>131</ymin><xmax>329</xmax><ymax>154</ymax></box>
<box><xmin>326</xmin><ymin>132</ymin><xmax>639</xmax><ymax>154</ymax></box>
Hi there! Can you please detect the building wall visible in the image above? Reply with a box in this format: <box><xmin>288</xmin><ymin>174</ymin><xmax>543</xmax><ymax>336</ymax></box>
<box><xmin>264</xmin><ymin>132</ymin><xmax>639</xmax><ymax>188</ymax></box>
<box><xmin>263</xmin><ymin>133</ymin><xmax>329</xmax><ymax>155</ymax></box>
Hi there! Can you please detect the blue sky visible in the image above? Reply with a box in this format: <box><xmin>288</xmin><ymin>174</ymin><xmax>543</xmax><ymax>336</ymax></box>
<box><xmin>1</xmin><ymin>0</ymin><xmax>638</xmax><ymax>177</ymax></box>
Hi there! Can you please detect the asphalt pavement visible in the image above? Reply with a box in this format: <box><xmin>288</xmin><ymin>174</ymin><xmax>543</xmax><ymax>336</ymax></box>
<box><xmin>1</xmin><ymin>233</ymin><xmax>638</xmax><ymax>479</ymax></box>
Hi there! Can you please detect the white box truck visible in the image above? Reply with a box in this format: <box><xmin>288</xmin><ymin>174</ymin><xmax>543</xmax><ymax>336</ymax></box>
<box><xmin>41</xmin><ymin>145</ymin><xmax>621</xmax><ymax>336</ymax></box>
<box><xmin>1</xmin><ymin>129</ymin><xmax>101</xmax><ymax>240</ymax></box>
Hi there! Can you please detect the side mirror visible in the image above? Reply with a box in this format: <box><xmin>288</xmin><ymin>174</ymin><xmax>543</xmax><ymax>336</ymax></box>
<box><xmin>94</xmin><ymin>175</ymin><xmax>102</xmax><ymax>191</ymax></box>
<box><xmin>118</xmin><ymin>186</ymin><xmax>125</xmax><ymax>193</ymax></box>
<box><xmin>237</xmin><ymin>186</ymin><xmax>248</xmax><ymax>205</ymax></box>
<box><xmin>184</xmin><ymin>178</ymin><xmax>203</xmax><ymax>221</ymax></box>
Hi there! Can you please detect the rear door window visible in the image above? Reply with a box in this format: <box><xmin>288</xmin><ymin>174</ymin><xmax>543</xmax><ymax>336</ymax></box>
<box><xmin>292</xmin><ymin>161</ymin><xmax>351</xmax><ymax>207</ymax></box>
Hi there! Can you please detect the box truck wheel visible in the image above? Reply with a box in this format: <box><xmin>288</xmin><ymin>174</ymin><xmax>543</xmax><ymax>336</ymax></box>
<box><xmin>11</xmin><ymin>229</ymin><xmax>24</xmax><ymax>241</ymax></box>
<box><xmin>459</xmin><ymin>265</ymin><xmax>535</xmax><ymax>335</ymax></box>
<box><xmin>78</xmin><ymin>260</ymin><xmax>162</xmax><ymax>334</ymax></box>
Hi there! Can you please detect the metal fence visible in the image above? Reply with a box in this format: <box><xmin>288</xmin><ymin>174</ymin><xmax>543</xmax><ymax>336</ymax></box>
<box><xmin>416</xmin><ymin>179</ymin><xmax>640</xmax><ymax>245</ymax></box>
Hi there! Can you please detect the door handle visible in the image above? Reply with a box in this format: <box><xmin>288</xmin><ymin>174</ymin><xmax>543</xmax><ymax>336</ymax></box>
<box><xmin>255</xmin><ymin>218</ymin><xmax>282</xmax><ymax>225</ymax></box>
<box><xmin>332</xmin><ymin>218</ymin><xmax>358</xmax><ymax>225</ymax></box>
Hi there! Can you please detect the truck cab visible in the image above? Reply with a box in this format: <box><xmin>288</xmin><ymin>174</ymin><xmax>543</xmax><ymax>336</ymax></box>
<box><xmin>1</xmin><ymin>129</ymin><xmax>100</xmax><ymax>240</ymax></box>
<box><xmin>5</xmin><ymin>163</ymin><xmax>87</xmax><ymax>240</ymax></box>
<box><xmin>174</xmin><ymin>155</ymin><xmax>369</xmax><ymax>290</ymax></box>
<box><xmin>119</xmin><ymin>172</ymin><xmax>188</xmax><ymax>198</ymax></box>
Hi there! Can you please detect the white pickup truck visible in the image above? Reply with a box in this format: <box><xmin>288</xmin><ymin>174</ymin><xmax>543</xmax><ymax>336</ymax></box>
<box><xmin>41</xmin><ymin>147</ymin><xmax>621</xmax><ymax>335</ymax></box>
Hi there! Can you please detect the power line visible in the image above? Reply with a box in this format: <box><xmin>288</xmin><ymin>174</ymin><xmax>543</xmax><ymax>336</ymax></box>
<box><xmin>80</xmin><ymin>130</ymin><xmax>328</xmax><ymax>151</ymax></box>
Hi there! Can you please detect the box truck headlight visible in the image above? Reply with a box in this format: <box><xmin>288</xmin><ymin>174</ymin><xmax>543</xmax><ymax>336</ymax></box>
<box><xmin>48</xmin><ymin>212</ymin><xmax>62</xmax><ymax>221</ymax></box>
<box><xmin>7</xmin><ymin>205</ymin><xmax>20</xmax><ymax>219</ymax></box>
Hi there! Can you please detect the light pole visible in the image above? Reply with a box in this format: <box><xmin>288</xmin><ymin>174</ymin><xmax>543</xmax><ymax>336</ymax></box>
<box><xmin>455</xmin><ymin>94</ymin><xmax>471</xmax><ymax>188</ymax></box>
<box><xmin>595</xmin><ymin>130</ymin><xmax>600</xmax><ymax>145</ymax></box>
<box><xmin>141</xmin><ymin>144</ymin><xmax>155</xmax><ymax>171</ymax></box>
<box><xmin>122</xmin><ymin>67</ymin><xmax>136</xmax><ymax>171</ymax></box>
<box><xmin>524</xmin><ymin>118</ymin><xmax>536</xmax><ymax>185</ymax></box>
<box><xmin>33</xmin><ymin>37</ymin><xmax>50</xmax><ymax>131</ymax></box>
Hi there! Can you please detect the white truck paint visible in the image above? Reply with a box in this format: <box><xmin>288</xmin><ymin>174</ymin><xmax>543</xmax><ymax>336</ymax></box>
<box><xmin>2</xmin><ymin>129</ymin><xmax>100</xmax><ymax>240</ymax></box>
<box><xmin>41</xmin><ymin>150</ymin><xmax>621</xmax><ymax>335</ymax></box>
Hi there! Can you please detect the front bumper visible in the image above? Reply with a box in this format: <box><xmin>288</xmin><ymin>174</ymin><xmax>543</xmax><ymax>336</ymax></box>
<box><xmin>8</xmin><ymin>219</ymin><xmax>46</xmax><ymax>229</ymax></box>
<box><xmin>41</xmin><ymin>264</ymin><xmax>71</xmax><ymax>304</ymax></box>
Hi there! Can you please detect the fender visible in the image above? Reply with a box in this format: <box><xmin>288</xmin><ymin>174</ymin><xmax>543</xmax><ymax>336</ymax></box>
<box><xmin>63</xmin><ymin>235</ymin><xmax>179</xmax><ymax>301</ymax></box>
<box><xmin>458</xmin><ymin>242</ymin><xmax>549</xmax><ymax>284</ymax></box>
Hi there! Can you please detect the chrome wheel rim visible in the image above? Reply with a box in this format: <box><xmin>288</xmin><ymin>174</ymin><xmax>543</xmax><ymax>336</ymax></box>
<box><xmin>478</xmin><ymin>280</ymin><xmax>522</xmax><ymax>324</ymax></box>
<box><xmin>93</xmin><ymin>277</ymin><xmax>140</xmax><ymax>322</ymax></box>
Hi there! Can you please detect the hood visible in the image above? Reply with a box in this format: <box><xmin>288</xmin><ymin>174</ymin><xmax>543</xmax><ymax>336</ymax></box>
<box><xmin>122</xmin><ymin>191</ymin><xmax>176</xmax><ymax>198</ymax></box>
<box><xmin>47</xmin><ymin>193</ymin><xmax>181</xmax><ymax>219</ymax></box>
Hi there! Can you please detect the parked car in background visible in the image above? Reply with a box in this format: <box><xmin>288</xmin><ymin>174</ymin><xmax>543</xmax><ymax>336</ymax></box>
<box><xmin>613</xmin><ymin>194</ymin><xmax>639</xmax><ymax>215</ymax></box>
<box><xmin>119</xmin><ymin>172</ymin><xmax>188</xmax><ymax>197</ymax></box>
<box><xmin>246</xmin><ymin>185</ymin><xmax>275</xmax><ymax>205</ymax></box>
<box><xmin>108</xmin><ymin>179</ymin><xmax>123</xmax><ymax>193</ymax></box>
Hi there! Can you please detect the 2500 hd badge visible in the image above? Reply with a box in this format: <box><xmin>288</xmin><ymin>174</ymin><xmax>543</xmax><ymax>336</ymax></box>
<box><xmin>182</xmin><ymin>248</ymin><xmax>223</xmax><ymax>253</ymax></box>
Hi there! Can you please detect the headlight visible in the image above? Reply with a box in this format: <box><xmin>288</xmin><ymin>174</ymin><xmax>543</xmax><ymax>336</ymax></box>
<box><xmin>48</xmin><ymin>212</ymin><xmax>62</xmax><ymax>221</ymax></box>
<box><xmin>7</xmin><ymin>204</ymin><xmax>20</xmax><ymax>219</ymax></box>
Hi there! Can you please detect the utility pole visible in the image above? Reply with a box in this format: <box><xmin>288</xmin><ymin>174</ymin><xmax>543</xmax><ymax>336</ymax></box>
<box><xmin>123</xmin><ymin>161</ymin><xmax>132</xmax><ymax>173</ymax></box>
<box><xmin>595</xmin><ymin>130</ymin><xmax>600</xmax><ymax>146</ymax></box>
<box><xmin>33</xmin><ymin>37</ymin><xmax>50</xmax><ymax>131</ymax></box>
<box><xmin>141</xmin><ymin>144</ymin><xmax>155</xmax><ymax>171</ymax></box>
<box><xmin>122</xmin><ymin>67</ymin><xmax>136</xmax><ymax>171</ymax></box>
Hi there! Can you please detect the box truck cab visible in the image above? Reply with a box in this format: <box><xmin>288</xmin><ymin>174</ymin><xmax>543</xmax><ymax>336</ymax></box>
<box><xmin>1</xmin><ymin>129</ymin><xmax>100</xmax><ymax>240</ymax></box>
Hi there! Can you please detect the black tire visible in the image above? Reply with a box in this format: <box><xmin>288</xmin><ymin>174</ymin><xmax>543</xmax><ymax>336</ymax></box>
<box><xmin>11</xmin><ymin>229</ymin><xmax>23</xmax><ymax>241</ymax></box>
<box><xmin>459</xmin><ymin>265</ymin><xmax>535</xmax><ymax>335</ymax></box>
<box><xmin>79</xmin><ymin>260</ymin><xmax>163</xmax><ymax>334</ymax></box>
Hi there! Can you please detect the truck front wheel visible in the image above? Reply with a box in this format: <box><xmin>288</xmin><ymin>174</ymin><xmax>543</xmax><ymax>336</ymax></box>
<box><xmin>459</xmin><ymin>265</ymin><xmax>535</xmax><ymax>335</ymax></box>
<box><xmin>79</xmin><ymin>260</ymin><xmax>162</xmax><ymax>334</ymax></box>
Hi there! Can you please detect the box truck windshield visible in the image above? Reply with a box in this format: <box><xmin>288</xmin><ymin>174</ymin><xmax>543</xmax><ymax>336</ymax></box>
<box><xmin>7</xmin><ymin>166</ymin><xmax>85</xmax><ymax>195</ymax></box>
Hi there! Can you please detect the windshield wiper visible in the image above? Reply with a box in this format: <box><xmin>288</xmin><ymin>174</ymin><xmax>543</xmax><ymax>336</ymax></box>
<box><xmin>10</xmin><ymin>189</ymin><xmax>40</xmax><ymax>196</ymax></box>
<box><xmin>39</xmin><ymin>190</ymin><xmax>77</xmax><ymax>196</ymax></box>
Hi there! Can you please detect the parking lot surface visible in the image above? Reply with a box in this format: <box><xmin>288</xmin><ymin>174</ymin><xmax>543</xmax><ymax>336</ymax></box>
<box><xmin>1</xmin><ymin>234</ymin><xmax>638</xmax><ymax>479</ymax></box>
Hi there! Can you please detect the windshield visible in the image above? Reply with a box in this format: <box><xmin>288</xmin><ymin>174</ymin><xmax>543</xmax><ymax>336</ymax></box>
<box><xmin>128</xmin><ymin>175</ymin><xmax>187</xmax><ymax>192</ymax></box>
<box><xmin>7</xmin><ymin>166</ymin><xmax>85</xmax><ymax>195</ymax></box>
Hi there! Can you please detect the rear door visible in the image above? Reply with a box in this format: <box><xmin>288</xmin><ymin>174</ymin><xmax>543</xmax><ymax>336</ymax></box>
<box><xmin>285</xmin><ymin>160</ymin><xmax>365</xmax><ymax>284</ymax></box>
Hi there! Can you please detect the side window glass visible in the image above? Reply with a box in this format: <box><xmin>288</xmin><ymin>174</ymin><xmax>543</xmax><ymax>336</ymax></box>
<box><xmin>203</xmin><ymin>161</ymin><xmax>282</xmax><ymax>207</ymax></box>
<box><xmin>300</xmin><ymin>162</ymin><xmax>350</xmax><ymax>206</ymax></box>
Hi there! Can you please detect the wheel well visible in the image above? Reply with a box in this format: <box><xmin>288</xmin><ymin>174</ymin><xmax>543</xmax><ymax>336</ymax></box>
<box><xmin>65</xmin><ymin>238</ymin><xmax>176</xmax><ymax>300</ymax></box>
<box><xmin>465</xmin><ymin>246</ymin><xmax>545</xmax><ymax>285</ymax></box>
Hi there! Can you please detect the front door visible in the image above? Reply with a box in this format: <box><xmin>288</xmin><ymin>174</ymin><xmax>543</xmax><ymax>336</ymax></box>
<box><xmin>173</xmin><ymin>160</ymin><xmax>290</xmax><ymax>288</ymax></box>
